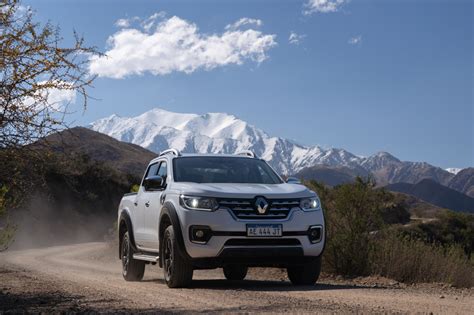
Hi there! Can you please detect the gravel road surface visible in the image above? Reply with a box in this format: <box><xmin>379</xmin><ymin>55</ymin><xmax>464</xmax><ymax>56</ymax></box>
<box><xmin>1</xmin><ymin>242</ymin><xmax>472</xmax><ymax>314</ymax></box>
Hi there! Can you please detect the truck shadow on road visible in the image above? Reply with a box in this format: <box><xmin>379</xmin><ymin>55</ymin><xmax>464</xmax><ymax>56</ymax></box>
<box><xmin>144</xmin><ymin>278</ymin><xmax>379</xmax><ymax>291</ymax></box>
<box><xmin>0</xmin><ymin>291</ymin><xmax>98</xmax><ymax>313</ymax></box>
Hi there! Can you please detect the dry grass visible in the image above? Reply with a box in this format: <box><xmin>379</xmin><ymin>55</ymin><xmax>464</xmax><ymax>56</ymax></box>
<box><xmin>370</xmin><ymin>233</ymin><xmax>474</xmax><ymax>288</ymax></box>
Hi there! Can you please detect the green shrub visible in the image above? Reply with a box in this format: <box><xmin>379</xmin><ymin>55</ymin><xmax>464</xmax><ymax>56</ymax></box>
<box><xmin>308</xmin><ymin>177</ymin><xmax>388</xmax><ymax>275</ymax></box>
<box><xmin>400</xmin><ymin>211</ymin><xmax>474</xmax><ymax>258</ymax></box>
<box><xmin>130</xmin><ymin>184</ymin><xmax>140</xmax><ymax>193</ymax></box>
<box><xmin>0</xmin><ymin>185</ymin><xmax>15</xmax><ymax>251</ymax></box>
<box><xmin>0</xmin><ymin>185</ymin><xmax>7</xmax><ymax>217</ymax></box>
<box><xmin>305</xmin><ymin>178</ymin><xmax>474</xmax><ymax>287</ymax></box>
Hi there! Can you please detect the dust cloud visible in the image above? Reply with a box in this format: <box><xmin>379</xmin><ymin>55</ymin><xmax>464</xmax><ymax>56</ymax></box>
<box><xmin>7</xmin><ymin>193</ymin><xmax>116</xmax><ymax>250</ymax></box>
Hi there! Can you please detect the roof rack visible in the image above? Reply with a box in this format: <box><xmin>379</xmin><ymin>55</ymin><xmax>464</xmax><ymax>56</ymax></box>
<box><xmin>159</xmin><ymin>148</ymin><xmax>181</xmax><ymax>157</ymax></box>
<box><xmin>235</xmin><ymin>150</ymin><xmax>257</xmax><ymax>158</ymax></box>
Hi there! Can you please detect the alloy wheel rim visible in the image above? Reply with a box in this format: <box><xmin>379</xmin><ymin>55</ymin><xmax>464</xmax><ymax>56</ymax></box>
<box><xmin>122</xmin><ymin>236</ymin><xmax>130</xmax><ymax>274</ymax></box>
<box><xmin>164</xmin><ymin>237</ymin><xmax>173</xmax><ymax>281</ymax></box>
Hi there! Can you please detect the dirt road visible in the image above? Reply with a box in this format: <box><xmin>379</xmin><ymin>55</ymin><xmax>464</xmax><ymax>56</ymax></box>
<box><xmin>0</xmin><ymin>242</ymin><xmax>472</xmax><ymax>314</ymax></box>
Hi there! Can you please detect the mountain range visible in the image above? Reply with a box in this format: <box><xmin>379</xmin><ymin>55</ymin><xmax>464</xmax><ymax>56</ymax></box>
<box><xmin>89</xmin><ymin>108</ymin><xmax>473</xmax><ymax>199</ymax></box>
<box><xmin>34</xmin><ymin>126</ymin><xmax>472</xmax><ymax>214</ymax></box>
<box><xmin>386</xmin><ymin>179</ymin><xmax>474</xmax><ymax>214</ymax></box>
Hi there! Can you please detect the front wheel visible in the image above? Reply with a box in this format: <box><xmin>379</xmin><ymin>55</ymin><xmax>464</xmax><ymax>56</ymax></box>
<box><xmin>121</xmin><ymin>231</ymin><xmax>145</xmax><ymax>281</ymax></box>
<box><xmin>162</xmin><ymin>225</ymin><xmax>193</xmax><ymax>288</ymax></box>
<box><xmin>223</xmin><ymin>265</ymin><xmax>248</xmax><ymax>281</ymax></box>
<box><xmin>287</xmin><ymin>256</ymin><xmax>321</xmax><ymax>285</ymax></box>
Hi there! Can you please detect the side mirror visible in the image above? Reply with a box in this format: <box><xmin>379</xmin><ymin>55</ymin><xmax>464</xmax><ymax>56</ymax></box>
<box><xmin>143</xmin><ymin>175</ymin><xmax>164</xmax><ymax>191</ymax></box>
<box><xmin>286</xmin><ymin>177</ymin><xmax>302</xmax><ymax>184</ymax></box>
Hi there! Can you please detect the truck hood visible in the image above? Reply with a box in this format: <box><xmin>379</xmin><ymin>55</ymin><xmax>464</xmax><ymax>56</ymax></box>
<box><xmin>169</xmin><ymin>182</ymin><xmax>316</xmax><ymax>199</ymax></box>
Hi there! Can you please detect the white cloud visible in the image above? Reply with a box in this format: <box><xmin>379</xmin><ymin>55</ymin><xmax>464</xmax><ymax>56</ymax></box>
<box><xmin>225</xmin><ymin>18</ymin><xmax>263</xmax><ymax>30</ymax></box>
<box><xmin>89</xmin><ymin>15</ymin><xmax>276</xmax><ymax>79</ymax></box>
<box><xmin>115</xmin><ymin>19</ymin><xmax>130</xmax><ymax>27</ymax></box>
<box><xmin>1</xmin><ymin>4</ymin><xmax>31</xmax><ymax>18</ymax></box>
<box><xmin>288</xmin><ymin>32</ymin><xmax>306</xmax><ymax>45</ymax></box>
<box><xmin>115</xmin><ymin>18</ymin><xmax>130</xmax><ymax>28</ymax></box>
<box><xmin>16</xmin><ymin>4</ymin><xmax>30</xmax><ymax>15</ymax></box>
<box><xmin>23</xmin><ymin>81</ymin><xmax>76</xmax><ymax>111</ymax></box>
<box><xmin>303</xmin><ymin>0</ymin><xmax>347</xmax><ymax>15</ymax></box>
<box><xmin>348</xmin><ymin>35</ymin><xmax>362</xmax><ymax>45</ymax></box>
<box><xmin>141</xmin><ymin>12</ymin><xmax>166</xmax><ymax>32</ymax></box>
<box><xmin>45</xmin><ymin>87</ymin><xmax>76</xmax><ymax>109</ymax></box>
<box><xmin>115</xmin><ymin>16</ymin><xmax>143</xmax><ymax>28</ymax></box>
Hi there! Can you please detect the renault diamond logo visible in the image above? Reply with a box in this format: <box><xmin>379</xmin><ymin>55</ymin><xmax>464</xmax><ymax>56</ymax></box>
<box><xmin>255</xmin><ymin>197</ymin><xmax>269</xmax><ymax>215</ymax></box>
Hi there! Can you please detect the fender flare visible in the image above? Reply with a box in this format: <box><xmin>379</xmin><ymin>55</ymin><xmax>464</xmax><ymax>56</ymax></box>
<box><xmin>159</xmin><ymin>202</ymin><xmax>191</xmax><ymax>261</ymax></box>
<box><xmin>320</xmin><ymin>208</ymin><xmax>327</xmax><ymax>256</ymax></box>
<box><xmin>118</xmin><ymin>210</ymin><xmax>138</xmax><ymax>259</ymax></box>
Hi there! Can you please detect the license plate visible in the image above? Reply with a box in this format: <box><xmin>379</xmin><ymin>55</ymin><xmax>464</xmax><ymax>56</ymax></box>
<box><xmin>246</xmin><ymin>224</ymin><xmax>282</xmax><ymax>237</ymax></box>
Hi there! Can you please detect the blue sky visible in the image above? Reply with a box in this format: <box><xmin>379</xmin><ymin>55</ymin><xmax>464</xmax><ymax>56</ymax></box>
<box><xmin>25</xmin><ymin>0</ymin><xmax>473</xmax><ymax>168</ymax></box>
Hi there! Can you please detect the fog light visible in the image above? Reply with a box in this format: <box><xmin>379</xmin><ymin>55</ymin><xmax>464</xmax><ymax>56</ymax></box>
<box><xmin>189</xmin><ymin>226</ymin><xmax>212</xmax><ymax>244</ymax></box>
<box><xmin>308</xmin><ymin>226</ymin><xmax>322</xmax><ymax>243</ymax></box>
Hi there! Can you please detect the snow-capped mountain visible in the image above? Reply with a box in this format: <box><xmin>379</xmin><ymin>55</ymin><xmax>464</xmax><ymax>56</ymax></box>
<box><xmin>446</xmin><ymin>168</ymin><xmax>463</xmax><ymax>175</ymax></box>
<box><xmin>89</xmin><ymin>108</ymin><xmax>455</xmax><ymax>185</ymax></box>
<box><xmin>89</xmin><ymin>108</ymin><xmax>365</xmax><ymax>174</ymax></box>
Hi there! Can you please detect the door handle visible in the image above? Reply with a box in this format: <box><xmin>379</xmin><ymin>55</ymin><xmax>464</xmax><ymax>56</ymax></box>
<box><xmin>145</xmin><ymin>201</ymin><xmax>150</xmax><ymax>207</ymax></box>
<box><xmin>134</xmin><ymin>202</ymin><xmax>138</xmax><ymax>206</ymax></box>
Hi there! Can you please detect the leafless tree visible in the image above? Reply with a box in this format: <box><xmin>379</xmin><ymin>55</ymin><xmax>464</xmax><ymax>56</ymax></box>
<box><xmin>1</xmin><ymin>0</ymin><xmax>100</xmax><ymax>148</ymax></box>
<box><xmin>0</xmin><ymin>0</ymin><xmax>100</xmax><ymax>250</ymax></box>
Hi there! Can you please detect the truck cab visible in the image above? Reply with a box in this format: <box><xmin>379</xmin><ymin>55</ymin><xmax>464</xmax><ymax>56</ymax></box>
<box><xmin>118</xmin><ymin>149</ymin><xmax>325</xmax><ymax>288</ymax></box>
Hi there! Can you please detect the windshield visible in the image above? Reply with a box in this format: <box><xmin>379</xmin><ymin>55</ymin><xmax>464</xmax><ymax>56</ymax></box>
<box><xmin>173</xmin><ymin>156</ymin><xmax>283</xmax><ymax>184</ymax></box>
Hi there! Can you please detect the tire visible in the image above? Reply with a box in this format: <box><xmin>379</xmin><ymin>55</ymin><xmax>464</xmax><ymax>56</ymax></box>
<box><xmin>121</xmin><ymin>231</ymin><xmax>145</xmax><ymax>281</ymax></box>
<box><xmin>287</xmin><ymin>256</ymin><xmax>322</xmax><ymax>286</ymax></box>
<box><xmin>162</xmin><ymin>225</ymin><xmax>193</xmax><ymax>288</ymax></box>
<box><xmin>223</xmin><ymin>265</ymin><xmax>248</xmax><ymax>281</ymax></box>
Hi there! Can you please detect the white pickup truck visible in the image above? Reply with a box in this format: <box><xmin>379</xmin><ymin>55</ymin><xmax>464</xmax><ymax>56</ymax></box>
<box><xmin>118</xmin><ymin>149</ymin><xmax>325</xmax><ymax>288</ymax></box>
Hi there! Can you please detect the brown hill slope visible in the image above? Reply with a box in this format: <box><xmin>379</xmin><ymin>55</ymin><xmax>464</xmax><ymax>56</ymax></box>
<box><xmin>295</xmin><ymin>165</ymin><xmax>368</xmax><ymax>186</ymax></box>
<box><xmin>386</xmin><ymin>179</ymin><xmax>474</xmax><ymax>214</ymax></box>
<box><xmin>33</xmin><ymin>127</ymin><xmax>156</xmax><ymax>178</ymax></box>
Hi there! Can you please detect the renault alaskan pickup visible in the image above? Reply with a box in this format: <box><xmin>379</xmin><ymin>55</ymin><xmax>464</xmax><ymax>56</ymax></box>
<box><xmin>118</xmin><ymin>149</ymin><xmax>325</xmax><ymax>288</ymax></box>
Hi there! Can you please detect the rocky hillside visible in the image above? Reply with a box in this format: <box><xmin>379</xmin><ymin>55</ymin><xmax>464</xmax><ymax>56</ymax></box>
<box><xmin>448</xmin><ymin>168</ymin><xmax>474</xmax><ymax>198</ymax></box>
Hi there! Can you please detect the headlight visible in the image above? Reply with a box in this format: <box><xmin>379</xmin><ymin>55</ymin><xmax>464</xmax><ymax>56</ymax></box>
<box><xmin>300</xmin><ymin>197</ymin><xmax>321</xmax><ymax>211</ymax></box>
<box><xmin>179</xmin><ymin>195</ymin><xmax>218</xmax><ymax>211</ymax></box>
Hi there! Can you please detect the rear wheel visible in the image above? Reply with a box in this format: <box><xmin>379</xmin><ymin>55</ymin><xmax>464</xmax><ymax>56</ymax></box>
<box><xmin>121</xmin><ymin>232</ymin><xmax>145</xmax><ymax>281</ymax></box>
<box><xmin>223</xmin><ymin>265</ymin><xmax>248</xmax><ymax>281</ymax></box>
<box><xmin>287</xmin><ymin>256</ymin><xmax>321</xmax><ymax>285</ymax></box>
<box><xmin>162</xmin><ymin>225</ymin><xmax>193</xmax><ymax>288</ymax></box>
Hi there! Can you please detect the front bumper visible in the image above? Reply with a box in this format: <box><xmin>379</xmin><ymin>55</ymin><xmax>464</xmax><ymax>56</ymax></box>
<box><xmin>176</xmin><ymin>205</ymin><xmax>325</xmax><ymax>261</ymax></box>
<box><xmin>191</xmin><ymin>246</ymin><xmax>320</xmax><ymax>269</ymax></box>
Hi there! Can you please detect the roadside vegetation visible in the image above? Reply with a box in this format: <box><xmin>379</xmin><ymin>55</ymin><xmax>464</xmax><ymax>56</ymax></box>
<box><xmin>306</xmin><ymin>179</ymin><xmax>474</xmax><ymax>287</ymax></box>
<box><xmin>0</xmin><ymin>185</ymin><xmax>15</xmax><ymax>251</ymax></box>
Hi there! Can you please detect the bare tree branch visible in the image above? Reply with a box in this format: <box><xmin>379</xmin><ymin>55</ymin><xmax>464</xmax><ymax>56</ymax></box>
<box><xmin>0</xmin><ymin>0</ymin><xmax>100</xmax><ymax>148</ymax></box>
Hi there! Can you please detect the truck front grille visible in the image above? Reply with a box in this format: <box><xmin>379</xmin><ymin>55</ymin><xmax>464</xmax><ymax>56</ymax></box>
<box><xmin>217</xmin><ymin>198</ymin><xmax>300</xmax><ymax>220</ymax></box>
